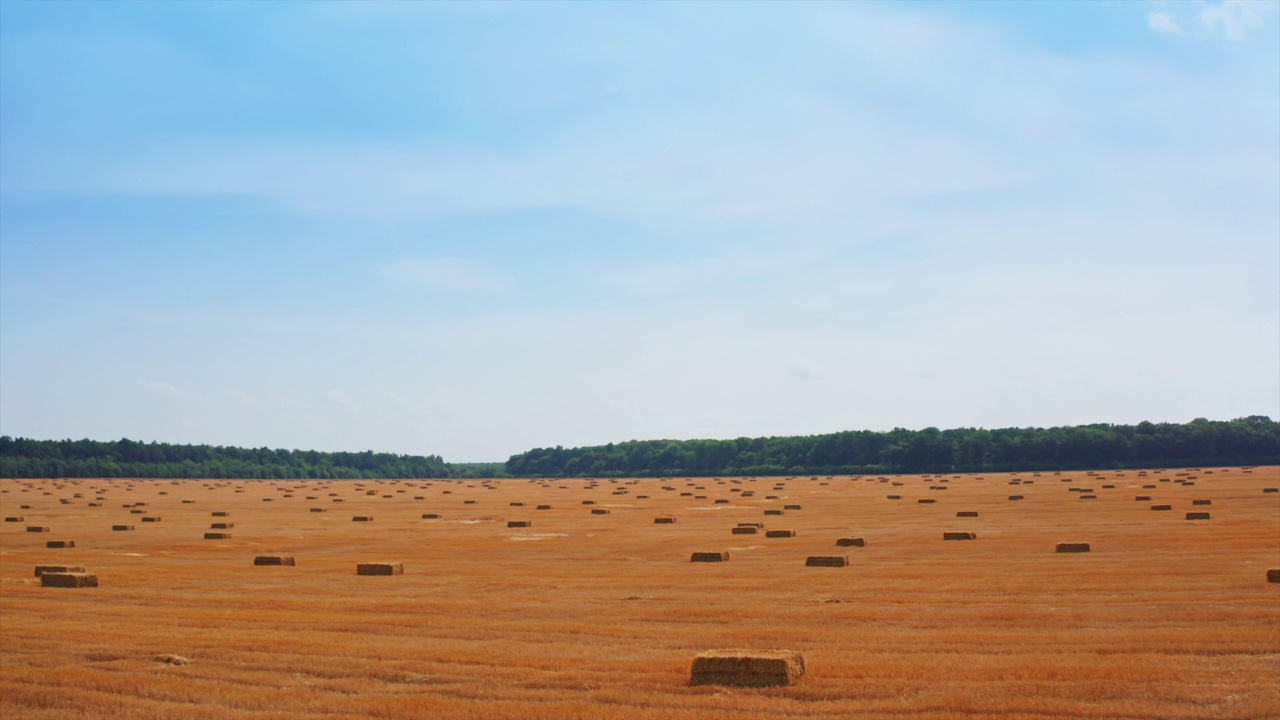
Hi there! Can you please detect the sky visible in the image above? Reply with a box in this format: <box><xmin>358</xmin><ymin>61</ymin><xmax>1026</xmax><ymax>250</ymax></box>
<box><xmin>1</xmin><ymin>0</ymin><xmax>1277</xmax><ymax>462</ymax></box>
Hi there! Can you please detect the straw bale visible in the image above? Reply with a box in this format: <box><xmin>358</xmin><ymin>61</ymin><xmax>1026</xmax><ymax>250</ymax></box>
<box><xmin>1056</xmin><ymin>542</ymin><xmax>1091</xmax><ymax>553</ymax></box>
<box><xmin>956</xmin><ymin>511</ymin><xmax>978</xmax><ymax>517</ymax></box>
<box><xmin>352</xmin><ymin>516</ymin><xmax>373</xmax><ymax>522</ymax></box>
<box><xmin>254</xmin><ymin>556</ymin><xmax>296</xmax><ymax>566</ymax></box>
<box><xmin>4</xmin><ymin>517</ymin><xmax>23</xmax><ymax>522</ymax></box>
<box><xmin>356</xmin><ymin>562</ymin><xmax>403</xmax><ymax>576</ymax></box>
<box><xmin>141</xmin><ymin>517</ymin><xmax>161</xmax><ymax>522</ymax></box>
<box><xmin>112</xmin><ymin>525</ymin><xmax>134</xmax><ymax>531</ymax></box>
<box><xmin>731</xmin><ymin>527</ymin><xmax>757</xmax><ymax>535</ymax></box>
<box><xmin>918</xmin><ymin>499</ymin><xmax>936</xmax><ymax>504</ymax></box>
<box><xmin>943</xmin><ymin>532</ymin><xmax>976</xmax><ymax>540</ymax></box>
<box><xmin>41</xmin><ymin>572</ymin><xmax>98</xmax><ymax>588</ymax></box>
<box><xmin>1268</xmin><ymin>569</ymin><xmax>1280</xmax><ymax>583</ymax></box>
<box><xmin>765</xmin><ymin>530</ymin><xmax>795</xmax><ymax>538</ymax></box>
<box><xmin>690</xmin><ymin>551</ymin><xmax>729</xmax><ymax>562</ymax></box>
<box><xmin>212</xmin><ymin>511</ymin><xmax>229</xmax><ymax>516</ymax></box>
<box><xmin>806</xmin><ymin>556</ymin><xmax>849</xmax><ymax>567</ymax></box>
<box><xmin>1135</xmin><ymin>496</ymin><xmax>1151</xmax><ymax>501</ymax></box>
<box><xmin>653</xmin><ymin>517</ymin><xmax>676</xmax><ymax>524</ymax></box>
<box><xmin>1008</xmin><ymin>495</ymin><xmax>1024</xmax><ymax>501</ymax></box>
<box><xmin>45</xmin><ymin>540</ymin><xmax>75</xmax><ymax>548</ymax></box>
<box><xmin>1192</xmin><ymin>499</ymin><xmax>1212</xmax><ymax>506</ymax></box>
<box><xmin>204</xmin><ymin>532</ymin><xmax>232</xmax><ymax>539</ymax></box>
<box><xmin>689</xmin><ymin>649</ymin><xmax>804</xmax><ymax>687</ymax></box>
<box><xmin>26</xmin><ymin>526</ymin><xmax>49</xmax><ymax>533</ymax></box>
<box><xmin>507</xmin><ymin>520</ymin><xmax>532</xmax><ymax>528</ymax></box>
<box><xmin>835</xmin><ymin>537</ymin><xmax>865</xmax><ymax>547</ymax></box>
<box><xmin>422</xmin><ymin>513</ymin><xmax>440</xmax><ymax>519</ymax></box>
<box><xmin>1185</xmin><ymin>512</ymin><xmax>1211</xmax><ymax>520</ymax></box>
<box><xmin>590</xmin><ymin>509</ymin><xmax>610</xmax><ymax>514</ymax></box>
<box><xmin>784</xmin><ymin>504</ymin><xmax>802</xmax><ymax>510</ymax></box>
<box><xmin>1151</xmin><ymin>504</ymin><xmax>1172</xmax><ymax>511</ymax></box>
<box><xmin>210</xmin><ymin>522</ymin><xmax>233</xmax><ymax>529</ymax></box>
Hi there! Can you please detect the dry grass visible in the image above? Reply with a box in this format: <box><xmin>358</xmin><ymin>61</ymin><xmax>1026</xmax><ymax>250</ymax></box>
<box><xmin>1</xmin><ymin>466</ymin><xmax>1278</xmax><ymax>719</ymax></box>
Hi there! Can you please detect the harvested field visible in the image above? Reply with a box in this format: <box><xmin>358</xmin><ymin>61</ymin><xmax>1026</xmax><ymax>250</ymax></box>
<box><xmin>1</xmin><ymin>466</ymin><xmax>1278</xmax><ymax>719</ymax></box>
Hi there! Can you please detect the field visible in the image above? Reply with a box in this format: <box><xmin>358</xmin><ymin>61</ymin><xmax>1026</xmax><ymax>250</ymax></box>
<box><xmin>2</xmin><ymin>467</ymin><xmax>1278</xmax><ymax>719</ymax></box>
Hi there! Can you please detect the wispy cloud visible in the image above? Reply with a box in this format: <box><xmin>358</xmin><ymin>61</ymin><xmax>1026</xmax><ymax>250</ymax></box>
<box><xmin>1146</xmin><ymin>12</ymin><xmax>1180</xmax><ymax>34</ymax></box>
<box><xmin>381</xmin><ymin>258</ymin><xmax>508</xmax><ymax>292</ymax></box>
<box><xmin>1199</xmin><ymin>0</ymin><xmax>1264</xmax><ymax>40</ymax></box>
<box><xmin>324</xmin><ymin>389</ymin><xmax>356</xmax><ymax>412</ymax></box>
<box><xmin>138</xmin><ymin>380</ymin><xmax>182</xmax><ymax>400</ymax></box>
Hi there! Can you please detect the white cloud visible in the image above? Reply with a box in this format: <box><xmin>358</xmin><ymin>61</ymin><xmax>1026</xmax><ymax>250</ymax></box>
<box><xmin>138</xmin><ymin>380</ymin><xmax>182</xmax><ymax>400</ymax></box>
<box><xmin>1147</xmin><ymin>12</ymin><xmax>1180</xmax><ymax>34</ymax></box>
<box><xmin>381</xmin><ymin>258</ymin><xmax>508</xmax><ymax>291</ymax></box>
<box><xmin>1199</xmin><ymin>0</ymin><xmax>1265</xmax><ymax>40</ymax></box>
<box><xmin>324</xmin><ymin>389</ymin><xmax>356</xmax><ymax>412</ymax></box>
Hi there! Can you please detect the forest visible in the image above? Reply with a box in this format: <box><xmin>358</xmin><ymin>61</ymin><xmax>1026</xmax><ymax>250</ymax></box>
<box><xmin>1</xmin><ymin>417</ymin><xmax>1276</xmax><ymax>479</ymax></box>
<box><xmin>505</xmin><ymin>416</ymin><xmax>1280</xmax><ymax>478</ymax></box>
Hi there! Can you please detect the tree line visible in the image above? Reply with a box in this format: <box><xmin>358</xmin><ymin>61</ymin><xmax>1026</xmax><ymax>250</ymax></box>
<box><xmin>0</xmin><ymin>437</ymin><xmax>454</xmax><ymax>479</ymax></box>
<box><xmin>505</xmin><ymin>417</ymin><xmax>1280</xmax><ymax>477</ymax></box>
<box><xmin>2</xmin><ymin>417</ymin><xmax>1276</xmax><ymax>479</ymax></box>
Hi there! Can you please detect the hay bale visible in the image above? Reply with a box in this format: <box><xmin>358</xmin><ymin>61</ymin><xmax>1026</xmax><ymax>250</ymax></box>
<box><xmin>653</xmin><ymin>517</ymin><xmax>676</xmax><ymax>524</ymax></box>
<box><xmin>537</xmin><ymin>505</ymin><xmax>552</xmax><ymax>510</ymax></box>
<box><xmin>1192</xmin><ymin>499</ymin><xmax>1212</xmax><ymax>506</ymax></box>
<box><xmin>590</xmin><ymin>509</ymin><xmax>610</xmax><ymax>515</ymax></box>
<box><xmin>141</xmin><ymin>517</ymin><xmax>161</xmax><ymax>522</ymax></box>
<box><xmin>690</xmin><ymin>551</ymin><xmax>729</xmax><ymax>562</ymax></box>
<box><xmin>41</xmin><ymin>572</ymin><xmax>98</xmax><ymax>588</ymax></box>
<box><xmin>45</xmin><ymin>540</ymin><xmax>75</xmax><ymax>548</ymax></box>
<box><xmin>310</xmin><ymin>508</ymin><xmax>325</xmax><ymax>513</ymax></box>
<box><xmin>1267</xmin><ymin>569</ymin><xmax>1280</xmax><ymax>583</ymax></box>
<box><xmin>689</xmin><ymin>649</ymin><xmax>804</xmax><ymax>687</ymax></box>
<box><xmin>34</xmin><ymin>565</ymin><xmax>86</xmax><ymax>577</ymax></box>
<box><xmin>1080</xmin><ymin>495</ymin><xmax>1097</xmax><ymax>500</ymax></box>
<box><xmin>806</xmin><ymin>556</ymin><xmax>849</xmax><ymax>567</ymax></box>
<box><xmin>731</xmin><ymin>526</ymin><xmax>757</xmax><ymax>535</ymax></box>
<box><xmin>352</xmin><ymin>516</ymin><xmax>374</xmax><ymax>522</ymax></box>
<box><xmin>1135</xmin><ymin>496</ymin><xmax>1151</xmax><ymax>501</ymax></box>
<box><xmin>917</xmin><ymin>499</ymin><xmax>936</xmax><ymax>504</ymax></box>
<box><xmin>422</xmin><ymin>513</ymin><xmax>440</xmax><ymax>519</ymax></box>
<box><xmin>835</xmin><ymin>537</ymin><xmax>865</xmax><ymax>547</ymax></box>
<box><xmin>212</xmin><ymin>511</ymin><xmax>229</xmax><ymax>517</ymax></box>
<box><xmin>254</xmin><ymin>556</ymin><xmax>296</xmax><ymax>566</ymax></box>
<box><xmin>783</xmin><ymin>504</ymin><xmax>802</xmax><ymax>510</ymax></box>
<box><xmin>210</xmin><ymin>522</ymin><xmax>233</xmax><ymax>529</ymax></box>
<box><xmin>356</xmin><ymin>562</ymin><xmax>403</xmax><ymax>576</ymax></box>
<box><xmin>1263</xmin><ymin>488</ymin><xmax>1278</xmax><ymax>493</ymax></box>
<box><xmin>507</xmin><ymin>520</ymin><xmax>532</xmax><ymax>528</ymax></box>
<box><xmin>1151</xmin><ymin>505</ymin><xmax>1172</xmax><ymax>511</ymax></box>
<box><xmin>956</xmin><ymin>511</ymin><xmax>978</xmax><ymax>517</ymax></box>
<box><xmin>943</xmin><ymin>532</ymin><xmax>976</xmax><ymax>540</ymax></box>
<box><xmin>3</xmin><ymin>516</ymin><xmax>23</xmax><ymax>522</ymax></box>
<box><xmin>764</xmin><ymin>509</ymin><xmax>784</xmax><ymax>516</ymax></box>
<box><xmin>203</xmin><ymin>532</ymin><xmax>232</xmax><ymax>539</ymax></box>
<box><xmin>765</xmin><ymin>530</ymin><xmax>795</xmax><ymax>538</ymax></box>
<box><xmin>887</xmin><ymin>495</ymin><xmax>902</xmax><ymax>500</ymax></box>
<box><xmin>155</xmin><ymin>654</ymin><xmax>191</xmax><ymax>665</ymax></box>
<box><xmin>112</xmin><ymin>525</ymin><xmax>134</xmax><ymax>531</ymax></box>
<box><xmin>1056</xmin><ymin>542</ymin><xmax>1091</xmax><ymax>553</ymax></box>
<box><xmin>26</xmin><ymin>526</ymin><xmax>49</xmax><ymax>533</ymax></box>
<box><xmin>1008</xmin><ymin>495</ymin><xmax>1024</xmax><ymax>501</ymax></box>
<box><xmin>1185</xmin><ymin>512</ymin><xmax>1211</xmax><ymax>520</ymax></box>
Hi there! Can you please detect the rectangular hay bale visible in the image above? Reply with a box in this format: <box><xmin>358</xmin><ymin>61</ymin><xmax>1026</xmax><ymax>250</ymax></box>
<box><xmin>41</xmin><ymin>572</ymin><xmax>98</xmax><ymax>588</ymax></box>
<box><xmin>254</xmin><ymin>556</ymin><xmax>296</xmax><ymax>566</ymax></box>
<box><xmin>835</xmin><ymin>537</ymin><xmax>865</xmax><ymax>547</ymax></box>
<box><xmin>45</xmin><ymin>540</ymin><xmax>75</xmax><ymax>548</ymax></box>
<box><xmin>943</xmin><ymin>532</ymin><xmax>976</xmax><ymax>540</ymax></box>
<box><xmin>690</xmin><ymin>649</ymin><xmax>804</xmax><ymax>687</ymax></box>
<box><xmin>356</xmin><ymin>562</ymin><xmax>403</xmax><ymax>576</ymax></box>
<box><xmin>805</xmin><ymin>555</ymin><xmax>849</xmax><ymax>567</ymax></box>
<box><xmin>1056</xmin><ymin>542</ymin><xmax>1091</xmax><ymax>553</ymax></box>
<box><xmin>690</xmin><ymin>551</ymin><xmax>729</xmax><ymax>562</ymax></box>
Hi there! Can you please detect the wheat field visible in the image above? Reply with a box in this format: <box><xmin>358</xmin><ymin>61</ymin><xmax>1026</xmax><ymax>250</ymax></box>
<box><xmin>2</xmin><ymin>467</ymin><xmax>1278</xmax><ymax>719</ymax></box>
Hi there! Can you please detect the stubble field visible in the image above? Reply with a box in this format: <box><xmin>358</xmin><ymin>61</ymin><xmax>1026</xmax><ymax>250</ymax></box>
<box><xmin>1</xmin><ymin>466</ymin><xmax>1278</xmax><ymax>720</ymax></box>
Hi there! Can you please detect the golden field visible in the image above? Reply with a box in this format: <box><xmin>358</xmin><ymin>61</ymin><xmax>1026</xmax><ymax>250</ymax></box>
<box><xmin>1</xmin><ymin>467</ymin><xmax>1278</xmax><ymax>720</ymax></box>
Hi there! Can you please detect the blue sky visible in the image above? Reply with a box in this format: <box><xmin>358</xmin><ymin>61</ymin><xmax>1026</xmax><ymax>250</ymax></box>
<box><xmin>1</xmin><ymin>0</ymin><xmax>1276</xmax><ymax>461</ymax></box>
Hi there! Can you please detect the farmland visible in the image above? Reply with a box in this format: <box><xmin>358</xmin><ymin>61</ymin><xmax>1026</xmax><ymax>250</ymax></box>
<box><xmin>1</xmin><ymin>466</ymin><xmax>1278</xmax><ymax>719</ymax></box>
